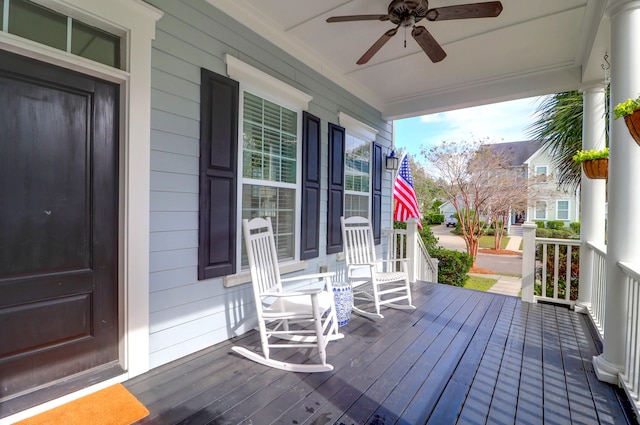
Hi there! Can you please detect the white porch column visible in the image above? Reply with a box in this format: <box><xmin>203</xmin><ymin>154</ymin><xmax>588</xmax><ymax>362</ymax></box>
<box><xmin>594</xmin><ymin>0</ymin><xmax>640</xmax><ymax>384</ymax></box>
<box><xmin>575</xmin><ymin>84</ymin><xmax>607</xmax><ymax>314</ymax></box>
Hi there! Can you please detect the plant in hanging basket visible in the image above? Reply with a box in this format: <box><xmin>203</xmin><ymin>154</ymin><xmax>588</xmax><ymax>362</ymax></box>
<box><xmin>614</xmin><ymin>97</ymin><xmax>640</xmax><ymax>145</ymax></box>
<box><xmin>572</xmin><ymin>148</ymin><xmax>609</xmax><ymax>179</ymax></box>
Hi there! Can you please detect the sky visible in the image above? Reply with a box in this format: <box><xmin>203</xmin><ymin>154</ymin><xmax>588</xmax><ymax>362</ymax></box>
<box><xmin>394</xmin><ymin>96</ymin><xmax>548</xmax><ymax>160</ymax></box>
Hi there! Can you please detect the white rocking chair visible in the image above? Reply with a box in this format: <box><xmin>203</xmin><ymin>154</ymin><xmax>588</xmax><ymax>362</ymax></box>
<box><xmin>340</xmin><ymin>216</ymin><xmax>415</xmax><ymax>319</ymax></box>
<box><xmin>232</xmin><ymin>217</ymin><xmax>344</xmax><ymax>373</ymax></box>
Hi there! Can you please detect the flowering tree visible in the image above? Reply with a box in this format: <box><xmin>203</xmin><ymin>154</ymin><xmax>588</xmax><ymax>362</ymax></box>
<box><xmin>423</xmin><ymin>140</ymin><xmax>529</xmax><ymax>265</ymax></box>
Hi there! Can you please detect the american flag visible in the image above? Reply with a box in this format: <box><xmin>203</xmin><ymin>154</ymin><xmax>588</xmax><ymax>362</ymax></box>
<box><xmin>393</xmin><ymin>154</ymin><xmax>422</xmax><ymax>229</ymax></box>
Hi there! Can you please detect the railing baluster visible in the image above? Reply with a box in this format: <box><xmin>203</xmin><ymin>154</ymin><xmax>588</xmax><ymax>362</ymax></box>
<box><xmin>565</xmin><ymin>245</ymin><xmax>572</xmax><ymax>301</ymax></box>
<box><xmin>620</xmin><ymin>262</ymin><xmax>640</xmax><ymax>404</ymax></box>
<box><xmin>553</xmin><ymin>243</ymin><xmax>559</xmax><ymax>299</ymax></box>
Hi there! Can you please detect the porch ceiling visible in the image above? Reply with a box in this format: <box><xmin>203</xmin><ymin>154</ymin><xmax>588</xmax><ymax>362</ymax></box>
<box><xmin>207</xmin><ymin>0</ymin><xmax>610</xmax><ymax>120</ymax></box>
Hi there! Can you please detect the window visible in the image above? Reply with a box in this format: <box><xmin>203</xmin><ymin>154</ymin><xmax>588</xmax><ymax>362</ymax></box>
<box><xmin>2</xmin><ymin>0</ymin><xmax>121</xmax><ymax>68</ymax></box>
<box><xmin>557</xmin><ymin>200</ymin><xmax>570</xmax><ymax>220</ymax></box>
<box><xmin>534</xmin><ymin>201</ymin><xmax>547</xmax><ymax>220</ymax></box>
<box><xmin>344</xmin><ymin>133</ymin><xmax>370</xmax><ymax>218</ymax></box>
<box><xmin>241</xmin><ymin>92</ymin><xmax>298</xmax><ymax>266</ymax></box>
<box><xmin>535</xmin><ymin>165</ymin><xmax>548</xmax><ymax>176</ymax></box>
<box><xmin>338</xmin><ymin>112</ymin><xmax>377</xmax><ymax>220</ymax></box>
<box><xmin>224</xmin><ymin>55</ymin><xmax>313</xmax><ymax>272</ymax></box>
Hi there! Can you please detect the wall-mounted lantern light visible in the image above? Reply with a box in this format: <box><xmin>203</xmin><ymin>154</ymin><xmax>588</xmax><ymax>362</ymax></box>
<box><xmin>386</xmin><ymin>150</ymin><xmax>399</xmax><ymax>171</ymax></box>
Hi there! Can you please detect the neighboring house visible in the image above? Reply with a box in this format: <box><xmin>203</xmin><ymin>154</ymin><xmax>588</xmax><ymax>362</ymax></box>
<box><xmin>438</xmin><ymin>141</ymin><xmax>578</xmax><ymax>229</ymax></box>
<box><xmin>438</xmin><ymin>201</ymin><xmax>457</xmax><ymax>220</ymax></box>
<box><xmin>487</xmin><ymin>141</ymin><xmax>579</xmax><ymax>226</ymax></box>
<box><xmin>522</xmin><ymin>142</ymin><xmax>580</xmax><ymax>225</ymax></box>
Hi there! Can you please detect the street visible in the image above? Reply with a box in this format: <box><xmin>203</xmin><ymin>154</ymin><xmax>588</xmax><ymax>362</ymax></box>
<box><xmin>431</xmin><ymin>224</ymin><xmax>522</xmax><ymax>276</ymax></box>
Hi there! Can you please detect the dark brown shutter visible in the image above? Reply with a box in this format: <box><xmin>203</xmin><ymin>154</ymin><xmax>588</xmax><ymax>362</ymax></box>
<box><xmin>198</xmin><ymin>69</ymin><xmax>238</xmax><ymax>279</ymax></box>
<box><xmin>327</xmin><ymin>123</ymin><xmax>345</xmax><ymax>254</ymax></box>
<box><xmin>300</xmin><ymin>112</ymin><xmax>321</xmax><ymax>260</ymax></box>
<box><xmin>372</xmin><ymin>142</ymin><xmax>383</xmax><ymax>244</ymax></box>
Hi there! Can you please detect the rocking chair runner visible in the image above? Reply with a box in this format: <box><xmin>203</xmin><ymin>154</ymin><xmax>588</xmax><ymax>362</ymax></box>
<box><xmin>232</xmin><ymin>217</ymin><xmax>344</xmax><ymax>372</ymax></box>
<box><xmin>341</xmin><ymin>216</ymin><xmax>415</xmax><ymax>319</ymax></box>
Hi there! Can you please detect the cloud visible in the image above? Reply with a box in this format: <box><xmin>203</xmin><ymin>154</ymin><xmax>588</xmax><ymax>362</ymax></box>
<box><xmin>396</xmin><ymin>95</ymin><xmax>548</xmax><ymax>158</ymax></box>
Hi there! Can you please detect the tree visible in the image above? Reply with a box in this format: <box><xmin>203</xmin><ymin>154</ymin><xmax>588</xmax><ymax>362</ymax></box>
<box><xmin>526</xmin><ymin>91</ymin><xmax>584</xmax><ymax>190</ymax></box>
<box><xmin>422</xmin><ymin>140</ymin><xmax>529</xmax><ymax>266</ymax></box>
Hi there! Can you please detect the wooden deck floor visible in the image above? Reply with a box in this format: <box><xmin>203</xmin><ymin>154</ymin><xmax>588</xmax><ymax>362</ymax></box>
<box><xmin>126</xmin><ymin>282</ymin><xmax>634</xmax><ymax>425</ymax></box>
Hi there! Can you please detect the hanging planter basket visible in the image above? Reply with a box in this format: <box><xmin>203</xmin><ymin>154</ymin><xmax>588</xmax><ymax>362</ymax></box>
<box><xmin>624</xmin><ymin>110</ymin><xmax>640</xmax><ymax>146</ymax></box>
<box><xmin>582</xmin><ymin>158</ymin><xmax>608</xmax><ymax>179</ymax></box>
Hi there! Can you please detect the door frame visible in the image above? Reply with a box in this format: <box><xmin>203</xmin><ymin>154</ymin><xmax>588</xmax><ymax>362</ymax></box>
<box><xmin>0</xmin><ymin>1</ymin><xmax>162</xmax><ymax>422</ymax></box>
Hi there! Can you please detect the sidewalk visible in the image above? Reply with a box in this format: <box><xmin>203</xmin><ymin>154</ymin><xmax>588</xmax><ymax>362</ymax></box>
<box><xmin>469</xmin><ymin>273</ymin><xmax>522</xmax><ymax>297</ymax></box>
<box><xmin>505</xmin><ymin>235</ymin><xmax>522</xmax><ymax>252</ymax></box>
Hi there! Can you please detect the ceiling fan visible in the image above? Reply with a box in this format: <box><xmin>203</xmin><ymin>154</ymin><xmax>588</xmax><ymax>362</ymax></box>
<box><xmin>326</xmin><ymin>0</ymin><xmax>503</xmax><ymax>65</ymax></box>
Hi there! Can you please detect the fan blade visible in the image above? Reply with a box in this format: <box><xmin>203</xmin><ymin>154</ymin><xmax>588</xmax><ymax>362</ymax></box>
<box><xmin>426</xmin><ymin>1</ymin><xmax>503</xmax><ymax>21</ymax></box>
<box><xmin>357</xmin><ymin>27</ymin><xmax>398</xmax><ymax>65</ymax></box>
<box><xmin>412</xmin><ymin>26</ymin><xmax>446</xmax><ymax>63</ymax></box>
<box><xmin>326</xmin><ymin>14</ymin><xmax>389</xmax><ymax>23</ymax></box>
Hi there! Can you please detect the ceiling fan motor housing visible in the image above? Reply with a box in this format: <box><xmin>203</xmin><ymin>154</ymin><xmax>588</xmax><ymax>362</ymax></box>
<box><xmin>388</xmin><ymin>0</ymin><xmax>428</xmax><ymax>25</ymax></box>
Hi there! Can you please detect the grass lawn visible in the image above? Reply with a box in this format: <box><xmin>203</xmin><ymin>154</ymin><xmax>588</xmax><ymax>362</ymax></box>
<box><xmin>464</xmin><ymin>275</ymin><xmax>497</xmax><ymax>291</ymax></box>
<box><xmin>478</xmin><ymin>235</ymin><xmax>510</xmax><ymax>249</ymax></box>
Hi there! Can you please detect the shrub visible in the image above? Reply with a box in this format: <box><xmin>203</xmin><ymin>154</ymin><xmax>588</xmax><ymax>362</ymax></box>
<box><xmin>570</xmin><ymin>222</ymin><xmax>580</xmax><ymax>234</ymax></box>
<box><xmin>426</xmin><ymin>213</ymin><xmax>444</xmax><ymax>225</ymax></box>
<box><xmin>535</xmin><ymin>221</ymin><xmax>546</xmax><ymax>228</ymax></box>
<box><xmin>551</xmin><ymin>228</ymin><xmax>576</xmax><ymax>239</ymax></box>
<box><xmin>432</xmin><ymin>248</ymin><xmax>473</xmax><ymax>287</ymax></box>
<box><xmin>536</xmin><ymin>228</ymin><xmax>553</xmax><ymax>238</ymax></box>
<box><xmin>546</xmin><ymin>220</ymin><xmax>565</xmax><ymax>230</ymax></box>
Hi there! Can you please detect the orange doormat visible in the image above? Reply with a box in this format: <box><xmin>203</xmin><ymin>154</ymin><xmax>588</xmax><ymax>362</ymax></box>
<box><xmin>15</xmin><ymin>384</ymin><xmax>149</xmax><ymax>425</ymax></box>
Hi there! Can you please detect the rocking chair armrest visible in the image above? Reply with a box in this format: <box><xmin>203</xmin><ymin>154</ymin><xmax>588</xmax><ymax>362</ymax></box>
<box><xmin>378</xmin><ymin>258</ymin><xmax>409</xmax><ymax>265</ymax></box>
<box><xmin>347</xmin><ymin>262</ymin><xmax>377</xmax><ymax>268</ymax></box>
<box><xmin>259</xmin><ymin>288</ymin><xmax>323</xmax><ymax>298</ymax></box>
<box><xmin>280</xmin><ymin>272</ymin><xmax>335</xmax><ymax>283</ymax></box>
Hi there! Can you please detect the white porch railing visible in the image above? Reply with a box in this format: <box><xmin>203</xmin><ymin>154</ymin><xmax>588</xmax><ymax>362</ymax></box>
<box><xmin>620</xmin><ymin>261</ymin><xmax>640</xmax><ymax>407</ymax></box>
<box><xmin>383</xmin><ymin>221</ymin><xmax>438</xmax><ymax>283</ymax></box>
<box><xmin>521</xmin><ymin>233</ymin><xmax>581</xmax><ymax>306</ymax></box>
<box><xmin>587</xmin><ymin>241</ymin><xmax>607</xmax><ymax>339</ymax></box>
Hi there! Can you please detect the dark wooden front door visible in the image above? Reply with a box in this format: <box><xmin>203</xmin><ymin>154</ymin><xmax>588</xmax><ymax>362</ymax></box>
<box><xmin>0</xmin><ymin>51</ymin><xmax>119</xmax><ymax>404</ymax></box>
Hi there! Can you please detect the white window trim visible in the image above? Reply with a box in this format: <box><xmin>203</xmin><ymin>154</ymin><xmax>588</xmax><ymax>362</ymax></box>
<box><xmin>556</xmin><ymin>199</ymin><xmax>571</xmax><ymax>221</ymax></box>
<box><xmin>339</xmin><ymin>111</ymin><xmax>378</xmax><ymax>141</ymax></box>
<box><xmin>225</xmin><ymin>54</ymin><xmax>312</xmax><ymax>111</ymax></box>
<box><xmin>226</xmin><ymin>56</ymin><xmax>312</xmax><ymax>282</ymax></box>
<box><xmin>0</xmin><ymin>1</ymin><xmax>162</xmax><ymax>423</ymax></box>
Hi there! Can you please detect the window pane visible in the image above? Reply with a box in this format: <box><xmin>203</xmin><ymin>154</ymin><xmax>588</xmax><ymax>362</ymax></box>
<box><xmin>535</xmin><ymin>202</ymin><xmax>546</xmax><ymax>220</ymax></box>
<box><xmin>9</xmin><ymin>0</ymin><xmax>67</xmax><ymax>51</ymax></box>
<box><xmin>345</xmin><ymin>135</ymin><xmax>370</xmax><ymax>193</ymax></box>
<box><xmin>72</xmin><ymin>20</ymin><xmax>120</xmax><ymax>68</ymax></box>
<box><xmin>557</xmin><ymin>201</ymin><xmax>569</xmax><ymax>220</ymax></box>
<box><xmin>0</xmin><ymin>1</ymin><xmax>4</xmax><ymax>29</ymax></box>
<box><xmin>241</xmin><ymin>185</ymin><xmax>295</xmax><ymax>266</ymax></box>
<box><xmin>242</xmin><ymin>93</ymin><xmax>297</xmax><ymax>184</ymax></box>
<box><xmin>536</xmin><ymin>166</ymin><xmax>547</xmax><ymax>175</ymax></box>
<box><xmin>345</xmin><ymin>194</ymin><xmax>368</xmax><ymax>218</ymax></box>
